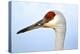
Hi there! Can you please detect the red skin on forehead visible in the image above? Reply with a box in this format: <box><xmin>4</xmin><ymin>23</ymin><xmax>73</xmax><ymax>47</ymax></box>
<box><xmin>44</xmin><ymin>11</ymin><xmax>56</xmax><ymax>22</ymax></box>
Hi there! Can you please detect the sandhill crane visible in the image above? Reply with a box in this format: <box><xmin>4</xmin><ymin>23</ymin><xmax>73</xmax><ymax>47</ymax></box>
<box><xmin>17</xmin><ymin>10</ymin><xmax>66</xmax><ymax>50</ymax></box>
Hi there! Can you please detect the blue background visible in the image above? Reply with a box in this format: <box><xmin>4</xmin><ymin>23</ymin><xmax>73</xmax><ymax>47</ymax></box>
<box><xmin>11</xmin><ymin>1</ymin><xmax>78</xmax><ymax>53</ymax></box>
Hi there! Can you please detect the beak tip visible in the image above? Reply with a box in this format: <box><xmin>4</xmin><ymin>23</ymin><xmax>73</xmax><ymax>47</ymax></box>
<box><xmin>16</xmin><ymin>30</ymin><xmax>23</xmax><ymax>34</ymax></box>
<box><xmin>16</xmin><ymin>32</ymin><xmax>20</xmax><ymax>34</ymax></box>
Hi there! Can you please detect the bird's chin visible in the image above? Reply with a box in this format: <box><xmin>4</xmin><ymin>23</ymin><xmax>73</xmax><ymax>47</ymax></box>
<box><xmin>42</xmin><ymin>26</ymin><xmax>50</xmax><ymax>28</ymax></box>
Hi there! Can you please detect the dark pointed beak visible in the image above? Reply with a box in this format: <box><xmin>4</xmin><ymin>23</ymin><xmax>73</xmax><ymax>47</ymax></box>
<box><xmin>17</xmin><ymin>19</ymin><xmax>44</xmax><ymax>34</ymax></box>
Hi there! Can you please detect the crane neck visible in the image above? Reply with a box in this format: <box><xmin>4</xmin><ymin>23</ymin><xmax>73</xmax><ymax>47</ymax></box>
<box><xmin>54</xmin><ymin>27</ymin><xmax>66</xmax><ymax>50</ymax></box>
